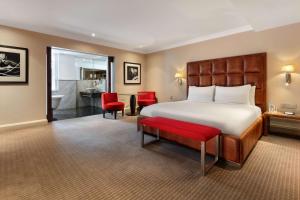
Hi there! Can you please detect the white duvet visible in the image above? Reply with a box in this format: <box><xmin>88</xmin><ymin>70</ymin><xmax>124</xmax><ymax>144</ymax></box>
<box><xmin>140</xmin><ymin>100</ymin><xmax>261</xmax><ymax>136</ymax></box>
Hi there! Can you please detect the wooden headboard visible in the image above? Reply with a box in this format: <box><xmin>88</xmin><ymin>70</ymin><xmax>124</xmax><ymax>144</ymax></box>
<box><xmin>187</xmin><ymin>53</ymin><xmax>267</xmax><ymax>112</ymax></box>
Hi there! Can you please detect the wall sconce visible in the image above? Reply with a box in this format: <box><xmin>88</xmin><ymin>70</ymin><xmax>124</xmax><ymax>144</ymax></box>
<box><xmin>175</xmin><ymin>72</ymin><xmax>184</xmax><ymax>85</ymax></box>
<box><xmin>281</xmin><ymin>65</ymin><xmax>295</xmax><ymax>86</ymax></box>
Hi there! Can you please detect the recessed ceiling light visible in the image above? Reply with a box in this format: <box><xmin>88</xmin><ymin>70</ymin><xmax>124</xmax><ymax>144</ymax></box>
<box><xmin>91</xmin><ymin>33</ymin><xmax>96</xmax><ymax>37</ymax></box>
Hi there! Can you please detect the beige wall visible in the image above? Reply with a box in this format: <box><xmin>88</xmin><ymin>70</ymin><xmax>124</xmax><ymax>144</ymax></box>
<box><xmin>146</xmin><ymin>23</ymin><xmax>300</xmax><ymax>112</ymax></box>
<box><xmin>0</xmin><ymin>25</ymin><xmax>146</xmax><ymax>126</ymax></box>
<box><xmin>1</xmin><ymin>22</ymin><xmax>300</xmax><ymax>126</ymax></box>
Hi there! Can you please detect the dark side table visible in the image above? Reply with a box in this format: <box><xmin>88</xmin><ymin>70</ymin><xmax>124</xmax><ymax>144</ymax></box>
<box><xmin>263</xmin><ymin>111</ymin><xmax>300</xmax><ymax>136</ymax></box>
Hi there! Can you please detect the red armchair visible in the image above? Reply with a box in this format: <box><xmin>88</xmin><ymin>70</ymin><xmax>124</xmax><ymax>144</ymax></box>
<box><xmin>137</xmin><ymin>91</ymin><xmax>157</xmax><ymax>110</ymax></box>
<box><xmin>101</xmin><ymin>92</ymin><xmax>125</xmax><ymax>119</ymax></box>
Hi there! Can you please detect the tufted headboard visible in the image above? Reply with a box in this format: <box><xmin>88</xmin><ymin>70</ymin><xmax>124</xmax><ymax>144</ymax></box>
<box><xmin>187</xmin><ymin>53</ymin><xmax>267</xmax><ymax>112</ymax></box>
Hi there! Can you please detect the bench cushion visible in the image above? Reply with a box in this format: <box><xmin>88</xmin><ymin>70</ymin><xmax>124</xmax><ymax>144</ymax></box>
<box><xmin>139</xmin><ymin>117</ymin><xmax>221</xmax><ymax>141</ymax></box>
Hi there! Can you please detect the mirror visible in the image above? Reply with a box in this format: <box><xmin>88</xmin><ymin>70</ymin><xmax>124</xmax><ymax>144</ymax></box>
<box><xmin>80</xmin><ymin>67</ymin><xmax>106</xmax><ymax>80</ymax></box>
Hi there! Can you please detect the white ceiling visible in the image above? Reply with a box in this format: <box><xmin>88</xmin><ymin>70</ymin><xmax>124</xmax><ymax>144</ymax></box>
<box><xmin>1</xmin><ymin>0</ymin><xmax>300</xmax><ymax>53</ymax></box>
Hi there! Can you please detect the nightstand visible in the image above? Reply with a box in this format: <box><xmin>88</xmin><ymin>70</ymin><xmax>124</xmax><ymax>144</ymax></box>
<box><xmin>263</xmin><ymin>111</ymin><xmax>300</xmax><ymax>136</ymax></box>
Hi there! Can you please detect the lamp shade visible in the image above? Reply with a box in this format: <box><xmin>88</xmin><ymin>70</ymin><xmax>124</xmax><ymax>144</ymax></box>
<box><xmin>282</xmin><ymin>65</ymin><xmax>294</xmax><ymax>72</ymax></box>
<box><xmin>175</xmin><ymin>72</ymin><xmax>183</xmax><ymax>78</ymax></box>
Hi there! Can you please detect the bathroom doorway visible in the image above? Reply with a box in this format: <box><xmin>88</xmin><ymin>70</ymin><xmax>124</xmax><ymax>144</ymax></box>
<box><xmin>46</xmin><ymin>47</ymin><xmax>114</xmax><ymax>122</ymax></box>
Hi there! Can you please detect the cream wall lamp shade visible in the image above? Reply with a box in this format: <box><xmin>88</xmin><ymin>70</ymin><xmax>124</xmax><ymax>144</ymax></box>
<box><xmin>281</xmin><ymin>65</ymin><xmax>295</xmax><ymax>86</ymax></box>
<box><xmin>282</xmin><ymin>65</ymin><xmax>294</xmax><ymax>72</ymax></box>
<box><xmin>175</xmin><ymin>72</ymin><xmax>184</xmax><ymax>85</ymax></box>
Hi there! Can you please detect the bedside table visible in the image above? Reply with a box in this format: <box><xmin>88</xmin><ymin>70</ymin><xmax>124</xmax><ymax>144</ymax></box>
<box><xmin>263</xmin><ymin>111</ymin><xmax>300</xmax><ymax>136</ymax></box>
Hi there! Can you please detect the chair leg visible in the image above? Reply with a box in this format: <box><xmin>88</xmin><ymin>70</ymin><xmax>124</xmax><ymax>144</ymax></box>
<box><xmin>201</xmin><ymin>141</ymin><xmax>206</xmax><ymax>176</ymax></box>
<box><xmin>103</xmin><ymin>110</ymin><xmax>105</xmax><ymax>118</ymax></box>
<box><xmin>114</xmin><ymin>111</ymin><xmax>117</xmax><ymax>119</ymax></box>
<box><xmin>122</xmin><ymin>109</ymin><xmax>124</xmax><ymax>116</ymax></box>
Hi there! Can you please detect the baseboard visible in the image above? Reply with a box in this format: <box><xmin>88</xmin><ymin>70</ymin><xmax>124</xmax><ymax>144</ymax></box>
<box><xmin>0</xmin><ymin>119</ymin><xmax>48</xmax><ymax>132</ymax></box>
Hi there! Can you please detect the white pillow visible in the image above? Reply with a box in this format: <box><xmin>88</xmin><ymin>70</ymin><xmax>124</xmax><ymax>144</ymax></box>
<box><xmin>249</xmin><ymin>86</ymin><xmax>256</xmax><ymax>106</ymax></box>
<box><xmin>188</xmin><ymin>86</ymin><xmax>215</xmax><ymax>102</ymax></box>
<box><xmin>215</xmin><ymin>85</ymin><xmax>251</xmax><ymax>104</ymax></box>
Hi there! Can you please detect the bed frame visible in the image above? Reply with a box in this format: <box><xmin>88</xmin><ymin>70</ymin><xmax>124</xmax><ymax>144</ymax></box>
<box><xmin>138</xmin><ymin>52</ymin><xmax>266</xmax><ymax>166</ymax></box>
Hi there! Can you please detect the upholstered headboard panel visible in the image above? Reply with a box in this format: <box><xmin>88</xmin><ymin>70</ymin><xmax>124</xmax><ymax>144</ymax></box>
<box><xmin>187</xmin><ymin>53</ymin><xmax>267</xmax><ymax>112</ymax></box>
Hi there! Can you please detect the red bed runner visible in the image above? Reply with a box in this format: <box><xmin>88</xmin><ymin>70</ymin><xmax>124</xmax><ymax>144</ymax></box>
<box><xmin>139</xmin><ymin>117</ymin><xmax>221</xmax><ymax>141</ymax></box>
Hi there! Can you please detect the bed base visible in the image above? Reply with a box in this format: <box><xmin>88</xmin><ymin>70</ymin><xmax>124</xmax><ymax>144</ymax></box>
<box><xmin>137</xmin><ymin>115</ymin><xmax>263</xmax><ymax>166</ymax></box>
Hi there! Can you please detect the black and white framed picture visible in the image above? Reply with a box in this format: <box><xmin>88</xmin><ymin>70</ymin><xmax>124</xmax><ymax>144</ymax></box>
<box><xmin>0</xmin><ymin>45</ymin><xmax>28</xmax><ymax>84</ymax></box>
<box><xmin>124</xmin><ymin>62</ymin><xmax>141</xmax><ymax>84</ymax></box>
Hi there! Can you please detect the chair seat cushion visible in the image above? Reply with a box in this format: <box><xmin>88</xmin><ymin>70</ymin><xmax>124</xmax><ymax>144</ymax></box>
<box><xmin>104</xmin><ymin>102</ymin><xmax>125</xmax><ymax>110</ymax></box>
<box><xmin>139</xmin><ymin>117</ymin><xmax>221</xmax><ymax>141</ymax></box>
<box><xmin>138</xmin><ymin>99</ymin><xmax>156</xmax><ymax>106</ymax></box>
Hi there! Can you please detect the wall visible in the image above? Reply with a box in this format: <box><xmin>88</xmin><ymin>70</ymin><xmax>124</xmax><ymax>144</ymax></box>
<box><xmin>1</xmin><ymin>22</ymin><xmax>300</xmax><ymax>127</ymax></box>
<box><xmin>0</xmin><ymin>25</ymin><xmax>146</xmax><ymax>126</ymax></box>
<box><xmin>146</xmin><ymin>23</ymin><xmax>300</xmax><ymax>112</ymax></box>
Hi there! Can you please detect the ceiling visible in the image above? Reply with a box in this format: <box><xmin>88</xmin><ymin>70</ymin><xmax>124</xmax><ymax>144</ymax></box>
<box><xmin>1</xmin><ymin>0</ymin><xmax>300</xmax><ymax>53</ymax></box>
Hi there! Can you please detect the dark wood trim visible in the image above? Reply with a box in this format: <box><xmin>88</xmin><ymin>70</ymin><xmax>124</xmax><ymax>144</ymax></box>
<box><xmin>123</xmin><ymin>62</ymin><xmax>141</xmax><ymax>85</ymax></box>
<box><xmin>46</xmin><ymin>46</ymin><xmax>53</xmax><ymax>122</ymax></box>
<box><xmin>0</xmin><ymin>45</ymin><xmax>29</xmax><ymax>84</ymax></box>
<box><xmin>108</xmin><ymin>56</ymin><xmax>114</xmax><ymax>92</ymax></box>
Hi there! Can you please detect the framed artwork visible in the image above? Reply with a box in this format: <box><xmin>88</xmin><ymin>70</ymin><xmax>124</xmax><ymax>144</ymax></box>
<box><xmin>124</xmin><ymin>62</ymin><xmax>141</xmax><ymax>84</ymax></box>
<box><xmin>0</xmin><ymin>45</ymin><xmax>29</xmax><ymax>84</ymax></box>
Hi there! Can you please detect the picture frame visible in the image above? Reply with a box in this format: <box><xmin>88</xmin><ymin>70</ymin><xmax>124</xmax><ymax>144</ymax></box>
<box><xmin>123</xmin><ymin>62</ymin><xmax>141</xmax><ymax>84</ymax></box>
<box><xmin>0</xmin><ymin>45</ymin><xmax>29</xmax><ymax>84</ymax></box>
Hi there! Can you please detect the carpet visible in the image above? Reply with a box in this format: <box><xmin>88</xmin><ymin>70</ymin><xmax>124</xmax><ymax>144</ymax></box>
<box><xmin>0</xmin><ymin>115</ymin><xmax>299</xmax><ymax>200</ymax></box>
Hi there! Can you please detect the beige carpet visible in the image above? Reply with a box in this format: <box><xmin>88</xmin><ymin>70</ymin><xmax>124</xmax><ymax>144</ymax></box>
<box><xmin>0</xmin><ymin>115</ymin><xmax>299</xmax><ymax>200</ymax></box>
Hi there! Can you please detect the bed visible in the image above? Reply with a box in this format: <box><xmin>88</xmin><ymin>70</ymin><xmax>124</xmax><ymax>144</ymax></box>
<box><xmin>138</xmin><ymin>52</ymin><xmax>267</xmax><ymax>166</ymax></box>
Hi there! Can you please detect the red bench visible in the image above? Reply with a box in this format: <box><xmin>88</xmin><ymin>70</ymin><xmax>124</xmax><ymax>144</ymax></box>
<box><xmin>139</xmin><ymin>117</ymin><xmax>221</xmax><ymax>176</ymax></box>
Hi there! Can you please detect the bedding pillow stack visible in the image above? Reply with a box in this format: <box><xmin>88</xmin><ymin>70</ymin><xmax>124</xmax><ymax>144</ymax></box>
<box><xmin>188</xmin><ymin>86</ymin><xmax>215</xmax><ymax>102</ymax></box>
<box><xmin>187</xmin><ymin>85</ymin><xmax>256</xmax><ymax>105</ymax></box>
<box><xmin>215</xmin><ymin>85</ymin><xmax>251</xmax><ymax>104</ymax></box>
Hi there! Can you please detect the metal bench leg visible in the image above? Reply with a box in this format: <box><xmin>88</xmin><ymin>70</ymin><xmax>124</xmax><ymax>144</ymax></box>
<box><xmin>140</xmin><ymin>127</ymin><xmax>160</xmax><ymax>148</ymax></box>
<box><xmin>215</xmin><ymin>135</ymin><xmax>219</xmax><ymax>163</ymax></box>
<box><xmin>200</xmin><ymin>135</ymin><xmax>220</xmax><ymax>176</ymax></box>
<box><xmin>200</xmin><ymin>141</ymin><xmax>206</xmax><ymax>176</ymax></box>
<box><xmin>141</xmin><ymin>125</ymin><xmax>144</xmax><ymax>147</ymax></box>
<box><xmin>137</xmin><ymin>122</ymin><xmax>141</xmax><ymax>132</ymax></box>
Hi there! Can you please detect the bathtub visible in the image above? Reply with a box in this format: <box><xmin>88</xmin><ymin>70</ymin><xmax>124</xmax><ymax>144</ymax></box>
<box><xmin>52</xmin><ymin>95</ymin><xmax>64</xmax><ymax>110</ymax></box>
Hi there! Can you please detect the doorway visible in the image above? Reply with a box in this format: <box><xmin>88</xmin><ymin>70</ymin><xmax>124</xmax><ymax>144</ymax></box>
<box><xmin>46</xmin><ymin>47</ymin><xmax>114</xmax><ymax>122</ymax></box>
